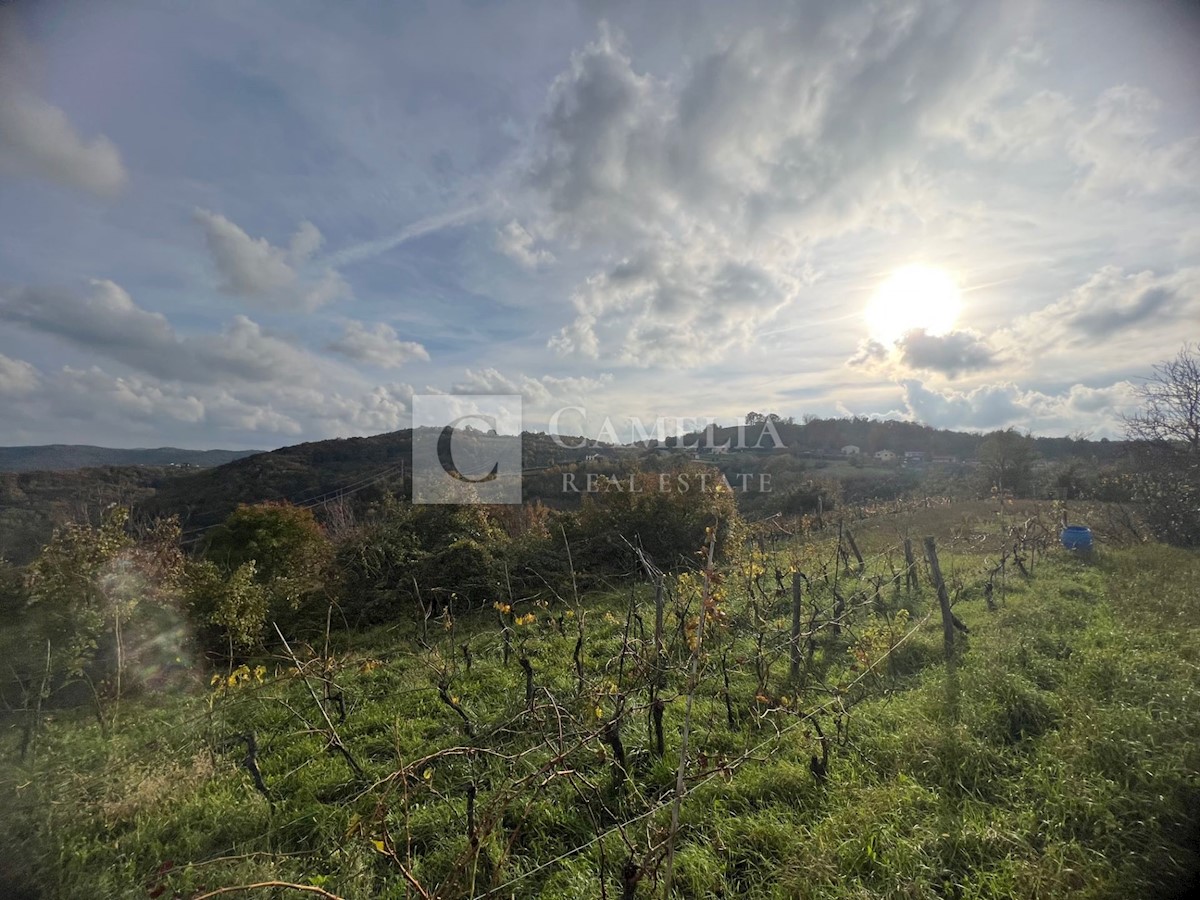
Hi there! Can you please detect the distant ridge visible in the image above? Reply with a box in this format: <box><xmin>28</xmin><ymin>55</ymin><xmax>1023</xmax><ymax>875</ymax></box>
<box><xmin>0</xmin><ymin>444</ymin><xmax>262</xmax><ymax>473</ymax></box>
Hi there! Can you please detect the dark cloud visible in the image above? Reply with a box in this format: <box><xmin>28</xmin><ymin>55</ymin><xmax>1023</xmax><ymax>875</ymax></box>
<box><xmin>1072</xmin><ymin>286</ymin><xmax>1173</xmax><ymax>337</ymax></box>
<box><xmin>848</xmin><ymin>338</ymin><xmax>888</xmax><ymax>368</ymax></box>
<box><xmin>897</xmin><ymin>328</ymin><xmax>998</xmax><ymax>376</ymax></box>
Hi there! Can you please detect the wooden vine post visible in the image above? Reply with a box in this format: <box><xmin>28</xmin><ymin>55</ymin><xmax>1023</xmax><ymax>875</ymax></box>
<box><xmin>844</xmin><ymin>527</ymin><xmax>865</xmax><ymax>574</ymax></box>
<box><xmin>902</xmin><ymin>537</ymin><xmax>917</xmax><ymax>593</ymax></box>
<box><xmin>922</xmin><ymin>537</ymin><xmax>956</xmax><ymax>666</ymax></box>
<box><xmin>789</xmin><ymin>571</ymin><xmax>804</xmax><ymax>682</ymax></box>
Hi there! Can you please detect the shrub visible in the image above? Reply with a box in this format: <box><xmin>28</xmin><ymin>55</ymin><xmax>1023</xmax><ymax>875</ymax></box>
<box><xmin>566</xmin><ymin>465</ymin><xmax>746</xmax><ymax>574</ymax></box>
<box><xmin>201</xmin><ymin>502</ymin><xmax>332</xmax><ymax>636</ymax></box>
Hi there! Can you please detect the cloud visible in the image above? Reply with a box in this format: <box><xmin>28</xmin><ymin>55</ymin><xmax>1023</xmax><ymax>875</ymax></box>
<box><xmin>0</xmin><ymin>355</ymin><xmax>422</xmax><ymax>444</ymax></box>
<box><xmin>324</xmin><ymin>205</ymin><xmax>484</xmax><ymax>269</ymax></box>
<box><xmin>51</xmin><ymin>366</ymin><xmax>207</xmax><ymax>425</ymax></box>
<box><xmin>0</xmin><ymin>8</ymin><xmax>127</xmax><ymax>197</ymax></box>
<box><xmin>1068</xmin><ymin>86</ymin><xmax>1200</xmax><ymax>198</ymax></box>
<box><xmin>896</xmin><ymin>328</ymin><xmax>998</xmax><ymax>376</ymax></box>
<box><xmin>549</xmin><ymin>247</ymin><xmax>798</xmax><ymax>365</ymax></box>
<box><xmin>304</xmin><ymin>383</ymin><xmax>415</xmax><ymax>434</ymax></box>
<box><xmin>327</xmin><ymin>321</ymin><xmax>430</xmax><ymax>368</ymax></box>
<box><xmin>0</xmin><ymin>280</ymin><xmax>327</xmax><ymax>388</ymax></box>
<box><xmin>0</xmin><ymin>280</ymin><xmax>176</xmax><ymax>358</ymax></box>
<box><xmin>195</xmin><ymin>209</ymin><xmax>349</xmax><ymax>311</ymax></box>
<box><xmin>524</xmin><ymin>8</ymin><xmax>1031</xmax><ymax>366</ymax></box>
<box><xmin>848</xmin><ymin>338</ymin><xmax>889</xmax><ymax>369</ymax></box>
<box><xmin>1009</xmin><ymin>266</ymin><xmax>1199</xmax><ymax>351</ymax></box>
<box><xmin>898</xmin><ymin>378</ymin><xmax>1139</xmax><ymax>435</ymax></box>
<box><xmin>495</xmin><ymin>220</ymin><xmax>554</xmax><ymax>268</ymax></box>
<box><xmin>452</xmin><ymin>367</ymin><xmax>612</xmax><ymax>407</ymax></box>
<box><xmin>0</xmin><ymin>353</ymin><xmax>39</xmax><ymax>397</ymax></box>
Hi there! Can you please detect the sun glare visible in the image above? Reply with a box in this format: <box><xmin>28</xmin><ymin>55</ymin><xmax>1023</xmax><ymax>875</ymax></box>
<box><xmin>865</xmin><ymin>265</ymin><xmax>962</xmax><ymax>343</ymax></box>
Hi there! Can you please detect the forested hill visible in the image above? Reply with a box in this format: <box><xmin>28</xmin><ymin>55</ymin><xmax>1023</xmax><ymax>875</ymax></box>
<box><xmin>1</xmin><ymin>420</ymin><xmax>1133</xmax><ymax>564</ymax></box>
<box><xmin>0</xmin><ymin>444</ymin><xmax>259</xmax><ymax>473</ymax></box>
<box><xmin>138</xmin><ymin>428</ymin><xmax>600</xmax><ymax>536</ymax></box>
<box><xmin>667</xmin><ymin>416</ymin><xmax>1132</xmax><ymax>462</ymax></box>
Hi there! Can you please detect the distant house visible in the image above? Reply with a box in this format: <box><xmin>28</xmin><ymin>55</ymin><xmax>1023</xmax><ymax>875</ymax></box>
<box><xmin>584</xmin><ymin>452</ymin><xmax>602</xmax><ymax>462</ymax></box>
<box><xmin>874</xmin><ymin>449</ymin><xmax>897</xmax><ymax>462</ymax></box>
<box><xmin>931</xmin><ymin>454</ymin><xmax>957</xmax><ymax>464</ymax></box>
<box><xmin>904</xmin><ymin>450</ymin><xmax>927</xmax><ymax>463</ymax></box>
<box><xmin>703</xmin><ymin>445</ymin><xmax>731</xmax><ymax>455</ymax></box>
<box><xmin>841</xmin><ymin>445</ymin><xmax>861</xmax><ymax>456</ymax></box>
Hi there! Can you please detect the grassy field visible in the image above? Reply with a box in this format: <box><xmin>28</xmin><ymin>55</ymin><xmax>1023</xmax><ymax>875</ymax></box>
<box><xmin>2</xmin><ymin>505</ymin><xmax>1198</xmax><ymax>899</ymax></box>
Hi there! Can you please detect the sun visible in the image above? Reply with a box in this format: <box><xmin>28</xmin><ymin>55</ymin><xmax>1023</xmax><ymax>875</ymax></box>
<box><xmin>865</xmin><ymin>265</ymin><xmax>962</xmax><ymax>343</ymax></box>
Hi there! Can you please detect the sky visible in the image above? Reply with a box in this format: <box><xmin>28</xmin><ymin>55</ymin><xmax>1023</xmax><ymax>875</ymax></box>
<box><xmin>1</xmin><ymin>0</ymin><xmax>1198</xmax><ymax>450</ymax></box>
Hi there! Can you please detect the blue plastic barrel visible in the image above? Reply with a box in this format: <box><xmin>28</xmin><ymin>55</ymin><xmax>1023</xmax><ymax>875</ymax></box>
<box><xmin>1061</xmin><ymin>525</ymin><xmax>1093</xmax><ymax>552</ymax></box>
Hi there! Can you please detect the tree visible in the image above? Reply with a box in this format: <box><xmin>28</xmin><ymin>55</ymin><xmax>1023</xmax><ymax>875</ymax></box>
<box><xmin>977</xmin><ymin>429</ymin><xmax>1036</xmax><ymax>497</ymax></box>
<box><xmin>185</xmin><ymin>559</ymin><xmax>269</xmax><ymax>654</ymax></box>
<box><xmin>201</xmin><ymin>502</ymin><xmax>332</xmax><ymax>635</ymax></box>
<box><xmin>24</xmin><ymin>508</ymin><xmax>184</xmax><ymax>710</ymax></box>
<box><xmin>1124</xmin><ymin>344</ymin><xmax>1200</xmax><ymax>546</ymax></box>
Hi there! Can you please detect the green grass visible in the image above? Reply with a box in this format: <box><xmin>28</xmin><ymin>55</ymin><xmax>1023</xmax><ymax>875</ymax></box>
<box><xmin>2</xmin><ymin>533</ymin><xmax>1198</xmax><ymax>899</ymax></box>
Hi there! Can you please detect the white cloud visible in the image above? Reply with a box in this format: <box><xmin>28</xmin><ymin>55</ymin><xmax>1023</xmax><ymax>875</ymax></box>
<box><xmin>524</xmin><ymin>8</ymin><xmax>1033</xmax><ymax>366</ymax></box>
<box><xmin>495</xmin><ymin>220</ymin><xmax>554</xmax><ymax>268</ymax></box>
<box><xmin>52</xmin><ymin>366</ymin><xmax>206</xmax><ymax>425</ymax></box>
<box><xmin>0</xmin><ymin>280</ymin><xmax>330</xmax><ymax>388</ymax></box>
<box><xmin>327</xmin><ymin>321</ymin><xmax>430</xmax><ymax>368</ymax></box>
<box><xmin>1068</xmin><ymin>86</ymin><xmax>1200</xmax><ymax>198</ymax></box>
<box><xmin>452</xmin><ymin>367</ymin><xmax>612</xmax><ymax>408</ymax></box>
<box><xmin>549</xmin><ymin>247</ymin><xmax>799</xmax><ymax>366</ymax></box>
<box><xmin>0</xmin><ymin>353</ymin><xmax>40</xmax><ymax>397</ymax></box>
<box><xmin>899</xmin><ymin>378</ymin><xmax>1139</xmax><ymax>435</ymax></box>
<box><xmin>0</xmin><ymin>8</ymin><xmax>127</xmax><ymax>197</ymax></box>
<box><xmin>1004</xmin><ymin>266</ymin><xmax>1200</xmax><ymax>364</ymax></box>
<box><xmin>195</xmin><ymin>209</ymin><xmax>349</xmax><ymax>311</ymax></box>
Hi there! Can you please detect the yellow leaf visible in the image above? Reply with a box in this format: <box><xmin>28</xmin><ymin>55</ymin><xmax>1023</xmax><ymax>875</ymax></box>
<box><xmin>372</xmin><ymin>839</ymin><xmax>386</xmax><ymax>853</ymax></box>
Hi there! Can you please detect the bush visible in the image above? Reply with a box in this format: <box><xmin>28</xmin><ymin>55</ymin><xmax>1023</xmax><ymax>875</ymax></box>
<box><xmin>565</xmin><ymin>465</ymin><xmax>746</xmax><ymax>575</ymax></box>
<box><xmin>334</xmin><ymin>497</ymin><xmax>509</xmax><ymax>626</ymax></box>
<box><xmin>200</xmin><ymin>502</ymin><xmax>333</xmax><ymax>637</ymax></box>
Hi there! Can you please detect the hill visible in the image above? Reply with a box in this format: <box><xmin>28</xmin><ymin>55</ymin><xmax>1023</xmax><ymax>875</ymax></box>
<box><xmin>0</xmin><ymin>466</ymin><xmax>178</xmax><ymax>563</ymax></box>
<box><xmin>0</xmin><ymin>419</ymin><xmax>1135</xmax><ymax>562</ymax></box>
<box><xmin>664</xmin><ymin>416</ymin><xmax>1132</xmax><ymax>462</ymax></box>
<box><xmin>139</xmin><ymin>428</ymin><xmax>610</xmax><ymax>537</ymax></box>
<box><xmin>0</xmin><ymin>444</ymin><xmax>260</xmax><ymax>473</ymax></box>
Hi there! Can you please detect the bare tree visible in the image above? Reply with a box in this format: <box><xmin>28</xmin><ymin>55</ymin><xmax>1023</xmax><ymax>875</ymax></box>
<box><xmin>1123</xmin><ymin>343</ymin><xmax>1200</xmax><ymax>546</ymax></box>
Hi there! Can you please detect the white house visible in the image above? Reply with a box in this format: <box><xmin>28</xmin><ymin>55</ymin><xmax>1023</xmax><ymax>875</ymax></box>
<box><xmin>841</xmin><ymin>445</ymin><xmax>861</xmax><ymax>456</ymax></box>
<box><xmin>584</xmin><ymin>452</ymin><xmax>602</xmax><ymax>462</ymax></box>
<box><xmin>874</xmin><ymin>449</ymin><xmax>897</xmax><ymax>462</ymax></box>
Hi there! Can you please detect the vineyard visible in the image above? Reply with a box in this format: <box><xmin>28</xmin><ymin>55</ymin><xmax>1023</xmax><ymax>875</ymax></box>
<box><xmin>2</xmin><ymin>500</ymin><xmax>1199</xmax><ymax>899</ymax></box>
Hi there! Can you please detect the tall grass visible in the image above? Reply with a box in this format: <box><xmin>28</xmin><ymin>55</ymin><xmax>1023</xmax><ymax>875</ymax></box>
<box><xmin>1</xmin><ymin>540</ymin><xmax>1197</xmax><ymax>898</ymax></box>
